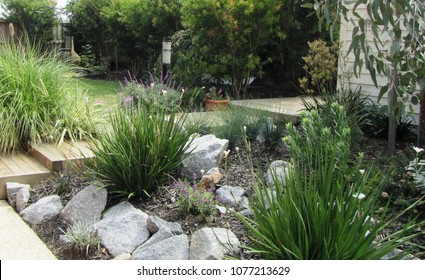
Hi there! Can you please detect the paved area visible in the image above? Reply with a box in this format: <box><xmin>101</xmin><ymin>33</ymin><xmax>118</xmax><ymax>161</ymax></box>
<box><xmin>231</xmin><ymin>97</ymin><xmax>309</xmax><ymax>123</ymax></box>
<box><xmin>0</xmin><ymin>200</ymin><xmax>56</xmax><ymax>260</ymax></box>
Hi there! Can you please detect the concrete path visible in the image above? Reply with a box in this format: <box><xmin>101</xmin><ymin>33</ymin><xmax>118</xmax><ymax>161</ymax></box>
<box><xmin>0</xmin><ymin>200</ymin><xmax>56</xmax><ymax>260</ymax></box>
<box><xmin>231</xmin><ymin>96</ymin><xmax>309</xmax><ymax>123</ymax></box>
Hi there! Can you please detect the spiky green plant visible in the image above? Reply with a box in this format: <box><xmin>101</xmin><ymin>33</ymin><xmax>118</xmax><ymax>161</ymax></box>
<box><xmin>237</xmin><ymin>103</ymin><xmax>423</xmax><ymax>259</ymax></box>
<box><xmin>88</xmin><ymin>105</ymin><xmax>199</xmax><ymax>198</ymax></box>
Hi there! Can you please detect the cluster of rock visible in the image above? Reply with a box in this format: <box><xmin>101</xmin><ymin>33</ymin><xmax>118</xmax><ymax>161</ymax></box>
<box><xmin>6</xmin><ymin>181</ymin><xmax>241</xmax><ymax>260</ymax></box>
<box><xmin>4</xmin><ymin>135</ymin><xmax>245</xmax><ymax>260</ymax></box>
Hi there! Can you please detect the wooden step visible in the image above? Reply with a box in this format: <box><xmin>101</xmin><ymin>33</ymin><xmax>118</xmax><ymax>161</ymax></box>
<box><xmin>28</xmin><ymin>141</ymin><xmax>95</xmax><ymax>172</ymax></box>
<box><xmin>0</xmin><ymin>153</ymin><xmax>52</xmax><ymax>200</ymax></box>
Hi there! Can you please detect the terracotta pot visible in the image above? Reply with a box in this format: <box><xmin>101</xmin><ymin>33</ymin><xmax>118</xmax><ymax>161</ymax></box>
<box><xmin>204</xmin><ymin>98</ymin><xmax>229</xmax><ymax>111</ymax></box>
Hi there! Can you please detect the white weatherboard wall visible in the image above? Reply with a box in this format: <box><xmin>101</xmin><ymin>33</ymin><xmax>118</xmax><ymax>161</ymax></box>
<box><xmin>338</xmin><ymin>1</ymin><xmax>420</xmax><ymax>124</ymax></box>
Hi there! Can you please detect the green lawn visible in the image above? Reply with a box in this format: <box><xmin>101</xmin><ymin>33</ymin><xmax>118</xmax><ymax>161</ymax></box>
<box><xmin>75</xmin><ymin>78</ymin><xmax>122</xmax><ymax>107</ymax></box>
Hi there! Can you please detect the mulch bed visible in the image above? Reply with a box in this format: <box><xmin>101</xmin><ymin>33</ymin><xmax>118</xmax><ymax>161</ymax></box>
<box><xmin>27</xmin><ymin>134</ymin><xmax>424</xmax><ymax>260</ymax></box>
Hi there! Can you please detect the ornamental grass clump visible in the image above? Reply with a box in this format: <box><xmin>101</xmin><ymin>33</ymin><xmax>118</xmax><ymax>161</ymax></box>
<box><xmin>88</xmin><ymin>104</ymin><xmax>199</xmax><ymax>198</ymax></box>
<box><xmin>237</xmin><ymin>103</ymin><xmax>423</xmax><ymax>259</ymax></box>
<box><xmin>0</xmin><ymin>39</ymin><xmax>100</xmax><ymax>153</ymax></box>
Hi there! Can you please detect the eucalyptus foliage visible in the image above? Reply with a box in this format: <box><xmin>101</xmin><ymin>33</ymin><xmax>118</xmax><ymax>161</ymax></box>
<box><xmin>237</xmin><ymin>103</ymin><xmax>423</xmax><ymax>259</ymax></box>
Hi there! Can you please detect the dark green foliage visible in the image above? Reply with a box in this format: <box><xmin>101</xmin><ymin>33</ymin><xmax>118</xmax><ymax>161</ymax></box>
<box><xmin>363</xmin><ymin>104</ymin><xmax>414</xmax><ymax>140</ymax></box>
<box><xmin>66</xmin><ymin>0</ymin><xmax>110</xmax><ymax>66</ymax></box>
<box><xmin>181</xmin><ymin>0</ymin><xmax>282</xmax><ymax>99</ymax></box>
<box><xmin>88</xmin><ymin>106</ymin><xmax>198</xmax><ymax>198</ymax></box>
<box><xmin>261</xmin><ymin>118</ymin><xmax>286</xmax><ymax>152</ymax></box>
<box><xmin>180</xmin><ymin>87</ymin><xmax>205</xmax><ymax>112</ymax></box>
<box><xmin>67</xmin><ymin>0</ymin><xmax>183</xmax><ymax>75</ymax></box>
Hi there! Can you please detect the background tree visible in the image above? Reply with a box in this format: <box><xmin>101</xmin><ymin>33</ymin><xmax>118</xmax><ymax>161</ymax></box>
<box><xmin>311</xmin><ymin>0</ymin><xmax>425</xmax><ymax>154</ymax></box>
<box><xmin>1</xmin><ymin>0</ymin><xmax>57</xmax><ymax>44</ymax></box>
<box><xmin>67</xmin><ymin>0</ymin><xmax>182</xmax><ymax>75</ymax></box>
<box><xmin>261</xmin><ymin>0</ymin><xmax>329</xmax><ymax>94</ymax></box>
<box><xmin>181</xmin><ymin>0</ymin><xmax>282</xmax><ymax>100</ymax></box>
<box><xmin>66</xmin><ymin>0</ymin><xmax>110</xmax><ymax>65</ymax></box>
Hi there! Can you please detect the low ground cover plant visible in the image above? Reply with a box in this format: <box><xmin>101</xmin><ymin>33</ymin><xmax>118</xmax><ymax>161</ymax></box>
<box><xmin>238</xmin><ymin>103</ymin><xmax>423</xmax><ymax>259</ymax></box>
<box><xmin>173</xmin><ymin>179</ymin><xmax>217</xmax><ymax>217</ymax></box>
<box><xmin>60</xmin><ymin>220</ymin><xmax>101</xmax><ymax>258</ymax></box>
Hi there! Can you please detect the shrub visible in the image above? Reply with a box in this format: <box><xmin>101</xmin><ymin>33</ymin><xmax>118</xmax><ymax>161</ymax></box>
<box><xmin>0</xmin><ymin>39</ymin><xmax>100</xmax><ymax>153</ymax></box>
<box><xmin>299</xmin><ymin>39</ymin><xmax>338</xmax><ymax>95</ymax></box>
<box><xmin>260</xmin><ymin>117</ymin><xmax>286</xmax><ymax>152</ymax></box>
<box><xmin>120</xmin><ymin>73</ymin><xmax>183</xmax><ymax>114</ymax></box>
<box><xmin>211</xmin><ymin>106</ymin><xmax>249</xmax><ymax>149</ymax></box>
<box><xmin>88</xmin><ymin>105</ymin><xmax>198</xmax><ymax>198</ymax></box>
<box><xmin>237</xmin><ymin>103</ymin><xmax>423</xmax><ymax>259</ymax></box>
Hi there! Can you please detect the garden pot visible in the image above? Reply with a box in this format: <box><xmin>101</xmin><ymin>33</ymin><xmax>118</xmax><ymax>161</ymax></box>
<box><xmin>204</xmin><ymin>98</ymin><xmax>229</xmax><ymax>111</ymax></box>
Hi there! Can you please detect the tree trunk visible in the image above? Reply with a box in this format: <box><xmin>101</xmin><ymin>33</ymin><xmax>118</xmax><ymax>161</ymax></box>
<box><xmin>418</xmin><ymin>98</ymin><xmax>425</xmax><ymax>147</ymax></box>
<box><xmin>387</xmin><ymin>70</ymin><xmax>398</xmax><ymax>155</ymax></box>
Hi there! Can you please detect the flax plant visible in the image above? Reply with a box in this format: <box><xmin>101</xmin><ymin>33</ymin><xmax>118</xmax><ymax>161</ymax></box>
<box><xmin>237</xmin><ymin>103</ymin><xmax>423</xmax><ymax>259</ymax></box>
<box><xmin>88</xmin><ymin>105</ymin><xmax>199</xmax><ymax>198</ymax></box>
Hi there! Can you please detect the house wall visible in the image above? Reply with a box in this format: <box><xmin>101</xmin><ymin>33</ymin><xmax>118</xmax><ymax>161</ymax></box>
<box><xmin>338</xmin><ymin>2</ymin><xmax>420</xmax><ymax>124</ymax></box>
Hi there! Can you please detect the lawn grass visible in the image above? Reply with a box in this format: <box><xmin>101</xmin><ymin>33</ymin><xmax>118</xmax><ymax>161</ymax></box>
<box><xmin>75</xmin><ymin>78</ymin><xmax>122</xmax><ymax>107</ymax></box>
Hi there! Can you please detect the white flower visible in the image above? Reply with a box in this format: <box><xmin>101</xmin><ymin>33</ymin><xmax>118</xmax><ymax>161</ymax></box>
<box><xmin>359</xmin><ymin>169</ymin><xmax>365</xmax><ymax>175</ymax></box>
<box><xmin>243</xmin><ymin>126</ymin><xmax>247</xmax><ymax>133</ymax></box>
<box><xmin>413</xmin><ymin>147</ymin><xmax>424</xmax><ymax>153</ymax></box>
<box><xmin>200</xmin><ymin>169</ymin><xmax>205</xmax><ymax>176</ymax></box>
<box><xmin>150</xmin><ymin>83</ymin><xmax>155</xmax><ymax>87</ymax></box>
<box><xmin>235</xmin><ymin>147</ymin><xmax>240</xmax><ymax>153</ymax></box>
<box><xmin>223</xmin><ymin>149</ymin><xmax>230</xmax><ymax>159</ymax></box>
<box><xmin>162</xmin><ymin>89</ymin><xmax>167</xmax><ymax>94</ymax></box>
<box><xmin>353</xmin><ymin>192</ymin><xmax>366</xmax><ymax>200</ymax></box>
<box><xmin>84</xmin><ymin>96</ymin><xmax>89</xmax><ymax>103</ymax></box>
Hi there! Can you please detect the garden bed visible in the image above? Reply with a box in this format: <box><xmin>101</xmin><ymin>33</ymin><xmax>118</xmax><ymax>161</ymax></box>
<box><xmin>24</xmin><ymin>133</ymin><xmax>425</xmax><ymax>260</ymax></box>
